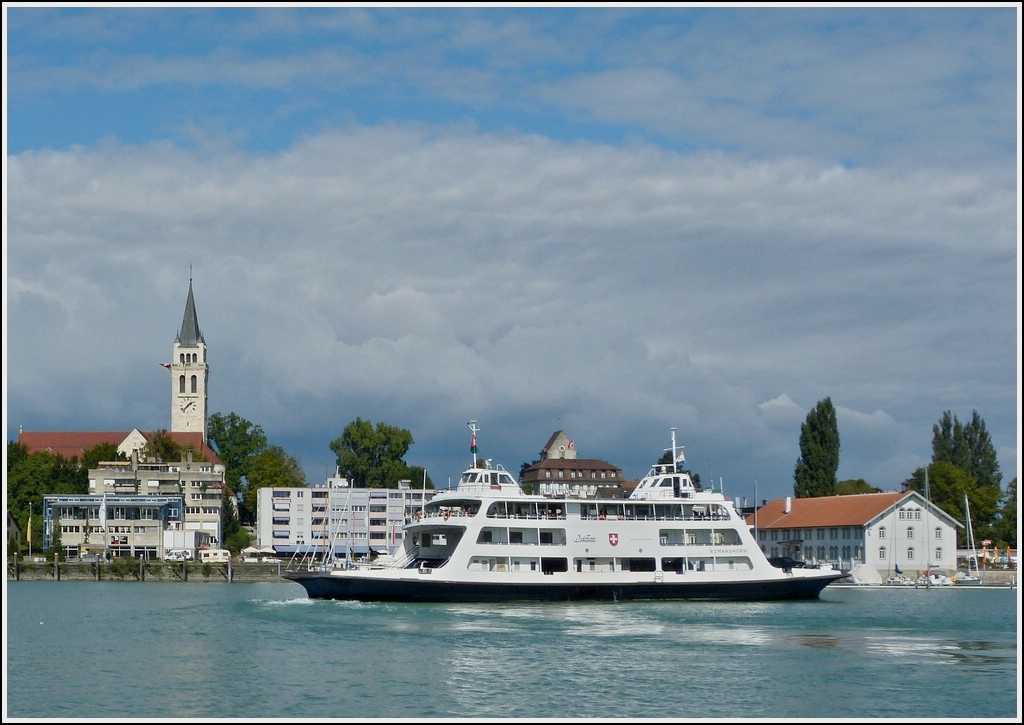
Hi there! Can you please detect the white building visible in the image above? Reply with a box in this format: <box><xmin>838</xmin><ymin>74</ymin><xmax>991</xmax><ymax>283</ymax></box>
<box><xmin>256</xmin><ymin>470</ymin><xmax>436</xmax><ymax>560</ymax></box>
<box><xmin>747</xmin><ymin>490</ymin><xmax>963</xmax><ymax>577</ymax></box>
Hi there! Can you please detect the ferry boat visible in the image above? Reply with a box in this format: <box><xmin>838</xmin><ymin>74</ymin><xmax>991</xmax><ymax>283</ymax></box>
<box><xmin>284</xmin><ymin>424</ymin><xmax>847</xmax><ymax>602</ymax></box>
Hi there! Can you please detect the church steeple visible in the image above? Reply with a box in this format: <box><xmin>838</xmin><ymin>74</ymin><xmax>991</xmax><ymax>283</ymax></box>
<box><xmin>176</xmin><ymin>277</ymin><xmax>205</xmax><ymax>346</ymax></box>
<box><xmin>170</xmin><ymin>274</ymin><xmax>209</xmax><ymax>442</ymax></box>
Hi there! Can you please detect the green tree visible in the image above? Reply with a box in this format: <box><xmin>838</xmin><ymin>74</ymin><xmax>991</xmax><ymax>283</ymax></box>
<box><xmin>81</xmin><ymin>442</ymin><xmax>127</xmax><ymax>470</ymax></box>
<box><xmin>329</xmin><ymin>418</ymin><xmax>414</xmax><ymax>488</ymax></box>
<box><xmin>991</xmin><ymin>478</ymin><xmax>1017</xmax><ymax>549</ymax></box>
<box><xmin>403</xmin><ymin>464</ymin><xmax>434</xmax><ymax>490</ymax></box>
<box><xmin>835</xmin><ymin>479</ymin><xmax>880</xmax><ymax>495</ymax></box>
<box><xmin>5</xmin><ymin>447</ymin><xmax>88</xmax><ymax>553</ymax></box>
<box><xmin>793</xmin><ymin>397</ymin><xmax>840</xmax><ymax>498</ymax></box>
<box><xmin>931</xmin><ymin>410</ymin><xmax>1002</xmax><ymax>491</ymax></box>
<box><xmin>243</xmin><ymin>446</ymin><xmax>307</xmax><ymax>516</ymax></box>
<box><xmin>904</xmin><ymin>461</ymin><xmax>1001</xmax><ymax>547</ymax></box>
<box><xmin>656</xmin><ymin>450</ymin><xmax>702</xmax><ymax>487</ymax></box>
<box><xmin>207</xmin><ymin>411</ymin><xmax>269</xmax><ymax>496</ymax></box>
<box><xmin>220</xmin><ymin>490</ymin><xmax>251</xmax><ymax>554</ymax></box>
<box><xmin>144</xmin><ymin>429</ymin><xmax>182</xmax><ymax>463</ymax></box>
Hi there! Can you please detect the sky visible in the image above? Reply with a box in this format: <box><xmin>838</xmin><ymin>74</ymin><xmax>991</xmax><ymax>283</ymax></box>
<box><xmin>3</xmin><ymin>5</ymin><xmax>1020</xmax><ymax>505</ymax></box>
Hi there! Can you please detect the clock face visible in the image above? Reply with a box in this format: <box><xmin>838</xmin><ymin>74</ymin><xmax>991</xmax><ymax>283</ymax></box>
<box><xmin>180</xmin><ymin>399</ymin><xmax>195</xmax><ymax>413</ymax></box>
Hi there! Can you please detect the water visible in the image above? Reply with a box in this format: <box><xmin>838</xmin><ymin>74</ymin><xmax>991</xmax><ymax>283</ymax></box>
<box><xmin>4</xmin><ymin>581</ymin><xmax>1020</xmax><ymax>720</ymax></box>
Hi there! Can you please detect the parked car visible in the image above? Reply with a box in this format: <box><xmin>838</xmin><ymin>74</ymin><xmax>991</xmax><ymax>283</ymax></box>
<box><xmin>768</xmin><ymin>556</ymin><xmax>806</xmax><ymax>570</ymax></box>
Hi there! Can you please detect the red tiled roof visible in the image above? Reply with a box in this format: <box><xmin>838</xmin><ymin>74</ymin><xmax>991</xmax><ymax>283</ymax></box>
<box><xmin>745</xmin><ymin>491</ymin><xmax>909</xmax><ymax>528</ymax></box>
<box><xmin>18</xmin><ymin>430</ymin><xmax>222</xmax><ymax>465</ymax></box>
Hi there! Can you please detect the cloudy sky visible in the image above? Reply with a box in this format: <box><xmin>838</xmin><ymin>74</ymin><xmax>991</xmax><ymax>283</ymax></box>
<box><xmin>4</xmin><ymin>6</ymin><xmax>1019</xmax><ymax>504</ymax></box>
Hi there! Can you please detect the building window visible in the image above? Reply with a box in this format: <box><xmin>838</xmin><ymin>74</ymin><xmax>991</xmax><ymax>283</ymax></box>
<box><xmin>914</xmin><ymin>510</ymin><xmax>921</xmax><ymax>520</ymax></box>
<box><xmin>907</xmin><ymin>546</ymin><xmax>915</xmax><ymax>560</ymax></box>
<box><xmin>179</xmin><ymin>375</ymin><xmax>186</xmax><ymax>393</ymax></box>
<box><xmin>935</xmin><ymin>547</ymin><xmax>943</xmax><ymax>560</ymax></box>
<box><xmin>879</xmin><ymin>526</ymin><xmax>886</xmax><ymax>539</ymax></box>
<box><xmin>934</xmin><ymin>527</ymin><xmax>941</xmax><ymax>540</ymax></box>
<box><xmin>906</xmin><ymin>526</ymin><xmax>914</xmax><ymax>540</ymax></box>
<box><xmin>190</xmin><ymin>375</ymin><xmax>198</xmax><ymax>393</ymax></box>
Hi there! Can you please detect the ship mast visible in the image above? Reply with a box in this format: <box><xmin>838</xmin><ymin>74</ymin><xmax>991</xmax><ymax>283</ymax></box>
<box><xmin>469</xmin><ymin>420</ymin><xmax>479</xmax><ymax>468</ymax></box>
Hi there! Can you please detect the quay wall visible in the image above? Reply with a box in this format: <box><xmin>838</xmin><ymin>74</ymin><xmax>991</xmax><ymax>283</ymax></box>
<box><xmin>7</xmin><ymin>559</ymin><xmax>291</xmax><ymax>583</ymax></box>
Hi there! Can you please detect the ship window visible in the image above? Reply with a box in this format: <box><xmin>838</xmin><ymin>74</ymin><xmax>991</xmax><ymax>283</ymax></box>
<box><xmin>540</xmin><ymin>558</ymin><xmax>568</xmax><ymax>574</ymax></box>
<box><xmin>626</xmin><ymin>558</ymin><xmax>656</xmax><ymax>572</ymax></box>
<box><xmin>510</xmin><ymin>531</ymin><xmax>523</xmax><ymax>544</ymax></box>
<box><xmin>661</xmin><ymin>557</ymin><xmax>684</xmax><ymax>573</ymax></box>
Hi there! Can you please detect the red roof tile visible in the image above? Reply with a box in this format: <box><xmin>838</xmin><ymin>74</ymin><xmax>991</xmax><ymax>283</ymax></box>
<box><xmin>18</xmin><ymin>430</ymin><xmax>222</xmax><ymax>465</ymax></box>
<box><xmin>745</xmin><ymin>491</ymin><xmax>909</xmax><ymax>528</ymax></box>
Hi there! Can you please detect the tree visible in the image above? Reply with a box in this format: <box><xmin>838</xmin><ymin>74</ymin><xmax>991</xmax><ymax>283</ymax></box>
<box><xmin>329</xmin><ymin>418</ymin><xmax>414</xmax><ymax>488</ymax></box>
<box><xmin>207</xmin><ymin>411</ymin><xmax>269</xmax><ymax>494</ymax></box>
<box><xmin>144</xmin><ymin>429</ymin><xmax>182</xmax><ymax>463</ymax></box>
<box><xmin>931</xmin><ymin>410</ymin><xmax>1002</xmax><ymax>491</ymax></box>
<box><xmin>81</xmin><ymin>442</ymin><xmax>126</xmax><ymax>470</ymax></box>
<box><xmin>903</xmin><ymin>461</ymin><xmax>1001</xmax><ymax>547</ymax></box>
<box><xmin>243</xmin><ymin>446</ymin><xmax>307</xmax><ymax>516</ymax></box>
<box><xmin>220</xmin><ymin>489</ymin><xmax>251</xmax><ymax>554</ymax></box>
<box><xmin>793</xmin><ymin>397</ymin><xmax>840</xmax><ymax>498</ymax></box>
<box><xmin>835</xmin><ymin>479</ymin><xmax>880</xmax><ymax>495</ymax></box>
<box><xmin>5</xmin><ymin>446</ymin><xmax>88</xmax><ymax>553</ymax></box>
<box><xmin>991</xmin><ymin>477</ymin><xmax>1017</xmax><ymax>549</ymax></box>
<box><xmin>656</xmin><ymin>450</ymin><xmax>702</xmax><ymax>487</ymax></box>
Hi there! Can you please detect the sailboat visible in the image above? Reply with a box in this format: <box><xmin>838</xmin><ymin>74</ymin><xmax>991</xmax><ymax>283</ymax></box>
<box><xmin>915</xmin><ymin>466</ymin><xmax>953</xmax><ymax>587</ymax></box>
<box><xmin>955</xmin><ymin>493</ymin><xmax>984</xmax><ymax>586</ymax></box>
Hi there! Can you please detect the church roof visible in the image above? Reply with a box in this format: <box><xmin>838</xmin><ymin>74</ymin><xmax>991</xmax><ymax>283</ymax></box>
<box><xmin>176</xmin><ymin>278</ymin><xmax>204</xmax><ymax>346</ymax></box>
<box><xmin>18</xmin><ymin>430</ymin><xmax>222</xmax><ymax>465</ymax></box>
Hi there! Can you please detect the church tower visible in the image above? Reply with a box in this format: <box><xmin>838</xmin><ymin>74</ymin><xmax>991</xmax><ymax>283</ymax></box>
<box><xmin>170</xmin><ymin>277</ymin><xmax>209</xmax><ymax>441</ymax></box>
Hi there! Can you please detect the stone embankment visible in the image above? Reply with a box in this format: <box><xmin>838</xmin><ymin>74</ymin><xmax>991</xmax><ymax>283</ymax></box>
<box><xmin>7</xmin><ymin>559</ymin><xmax>292</xmax><ymax>583</ymax></box>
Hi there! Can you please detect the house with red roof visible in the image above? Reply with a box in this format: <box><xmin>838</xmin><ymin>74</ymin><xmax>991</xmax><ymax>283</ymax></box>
<box><xmin>746</xmin><ymin>490</ymin><xmax>962</xmax><ymax>580</ymax></box>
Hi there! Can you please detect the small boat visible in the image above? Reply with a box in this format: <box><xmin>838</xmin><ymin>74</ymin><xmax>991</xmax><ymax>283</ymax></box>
<box><xmin>916</xmin><ymin>569</ymin><xmax>955</xmax><ymax>587</ymax></box>
<box><xmin>880</xmin><ymin>563</ymin><xmax>915</xmax><ymax>586</ymax></box>
<box><xmin>284</xmin><ymin>424</ymin><xmax>847</xmax><ymax>602</ymax></box>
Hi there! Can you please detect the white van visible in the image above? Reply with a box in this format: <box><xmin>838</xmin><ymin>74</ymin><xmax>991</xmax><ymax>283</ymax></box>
<box><xmin>165</xmin><ymin>549</ymin><xmax>194</xmax><ymax>561</ymax></box>
<box><xmin>198</xmin><ymin>548</ymin><xmax>231</xmax><ymax>563</ymax></box>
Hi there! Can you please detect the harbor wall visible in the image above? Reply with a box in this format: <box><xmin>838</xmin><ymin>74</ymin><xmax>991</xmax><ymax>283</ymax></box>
<box><xmin>6</xmin><ymin>559</ymin><xmax>290</xmax><ymax>583</ymax></box>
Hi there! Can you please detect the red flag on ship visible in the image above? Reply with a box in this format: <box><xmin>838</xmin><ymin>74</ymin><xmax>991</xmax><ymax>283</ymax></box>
<box><xmin>470</xmin><ymin>434</ymin><xmax>477</xmax><ymax>454</ymax></box>
<box><xmin>159</xmin><ymin>362</ymin><xmax>172</xmax><ymax>369</ymax></box>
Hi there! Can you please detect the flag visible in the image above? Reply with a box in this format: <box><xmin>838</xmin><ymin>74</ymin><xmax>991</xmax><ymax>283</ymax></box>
<box><xmin>470</xmin><ymin>434</ymin><xmax>477</xmax><ymax>454</ymax></box>
<box><xmin>676</xmin><ymin>450</ymin><xmax>686</xmax><ymax>464</ymax></box>
<box><xmin>567</xmin><ymin>439</ymin><xmax>574</xmax><ymax>449</ymax></box>
<box><xmin>895</xmin><ymin>563</ymin><xmax>903</xmax><ymax>575</ymax></box>
<box><xmin>160</xmin><ymin>362</ymin><xmax>172</xmax><ymax>369</ymax></box>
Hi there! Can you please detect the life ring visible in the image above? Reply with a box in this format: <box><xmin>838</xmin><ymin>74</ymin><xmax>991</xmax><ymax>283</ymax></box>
<box><xmin>443</xmin><ymin>510</ymin><xmax>451</xmax><ymax>520</ymax></box>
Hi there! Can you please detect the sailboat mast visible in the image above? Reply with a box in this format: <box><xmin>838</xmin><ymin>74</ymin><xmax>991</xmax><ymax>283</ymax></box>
<box><xmin>923</xmin><ymin>465</ymin><xmax>931</xmax><ymax>583</ymax></box>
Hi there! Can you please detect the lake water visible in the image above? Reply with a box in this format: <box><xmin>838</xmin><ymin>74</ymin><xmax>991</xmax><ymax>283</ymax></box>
<box><xmin>3</xmin><ymin>580</ymin><xmax>1020</xmax><ymax>720</ymax></box>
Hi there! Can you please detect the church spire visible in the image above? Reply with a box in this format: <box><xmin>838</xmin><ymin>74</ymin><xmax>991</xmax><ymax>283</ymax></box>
<box><xmin>176</xmin><ymin>276</ymin><xmax>204</xmax><ymax>346</ymax></box>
